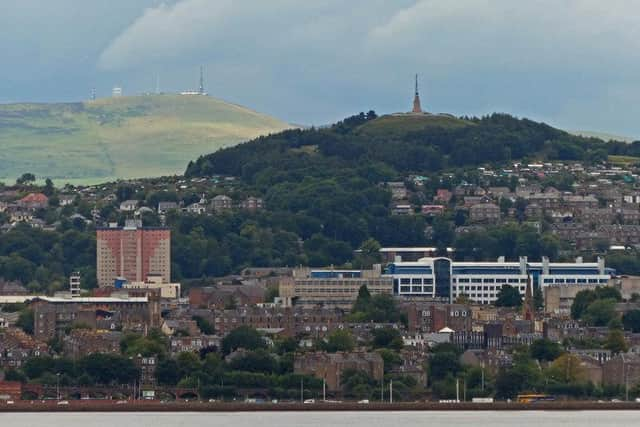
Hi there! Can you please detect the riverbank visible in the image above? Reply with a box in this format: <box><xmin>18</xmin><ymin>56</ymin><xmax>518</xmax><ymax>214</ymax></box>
<box><xmin>2</xmin><ymin>400</ymin><xmax>640</xmax><ymax>412</ymax></box>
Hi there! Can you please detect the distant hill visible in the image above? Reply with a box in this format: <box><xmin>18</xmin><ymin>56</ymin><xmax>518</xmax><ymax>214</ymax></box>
<box><xmin>186</xmin><ymin>112</ymin><xmax>612</xmax><ymax>180</ymax></box>
<box><xmin>0</xmin><ymin>95</ymin><xmax>290</xmax><ymax>184</ymax></box>
<box><xmin>569</xmin><ymin>130</ymin><xmax>637</xmax><ymax>143</ymax></box>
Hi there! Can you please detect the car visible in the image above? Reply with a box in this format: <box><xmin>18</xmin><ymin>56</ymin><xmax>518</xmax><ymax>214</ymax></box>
<box><xmin>116</xmin><ymin>400</ymin><xmax>128</xmax><ymax>405</ymax></box>
<box><xmin>57</xmin><ymin>400</ymin><xmax>69</xmax><ymax>405</ymax></box>
<box><xmin>6</xmin><ymin>401</ymin><xmax>14</xmax><ymax>405</ymax></box>
<box><xmin>357</xmin><ymin>400</ymin><xmax>369</xmax><ymax>404</ymax></box>
<box><xmin>303</xmin><ymin>399</ymin><xmax>316</xmax><ymax>404</ymax></box>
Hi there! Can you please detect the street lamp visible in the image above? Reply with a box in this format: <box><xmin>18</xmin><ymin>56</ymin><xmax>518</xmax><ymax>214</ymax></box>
<box><xmin>56</xmin><ymin>373</ymin><xmax>61</xmax><ymax>401</ymax></box>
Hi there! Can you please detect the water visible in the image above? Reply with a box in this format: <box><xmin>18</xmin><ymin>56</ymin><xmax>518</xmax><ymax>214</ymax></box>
<box><xmin>0</xmin><ymin>411</ymin><xmax>637</xmax><ymax>427</ymax></box>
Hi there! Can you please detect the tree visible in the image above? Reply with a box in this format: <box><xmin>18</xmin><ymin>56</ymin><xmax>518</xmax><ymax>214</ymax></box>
<box><xmin>229</xmin><ymin>349</ymin><xmax>278</xmax><ymax>374</ymax></box>
<box><xmin>16</xmin><ymin>172</ymin><xmax>36</xmax><ymax>185</ymax></box>
<box><xmin>623</xmin><ymin>309</ymin><xmax>640</xmax><ymax>333</ymax></box>
<box><xmin>583</xmin><ymin>299</ymin><xmax>617</xmax><ymax>327</ymax></box>
<box><xmin>16</xmin><ymin>308</ymin><xmax>34</xmax><ymax>335</ymax></box>
<box><xmin>494</xmin><ymin>285</ymin><xmax>522</xmax><ymax>307</ymax></box>
<box><xmin>377</xmin><ymin>348</ymin><xmax>402</xmax><ymax>373</ymax></box>
<box><xmin>530</xmin><ymin>339</ymin><xmax>563</xmax><ymax>362</ymax></box>
<box><xmin>156</xmin><ymin>359</ymin><xmax>180</xmax><ymax>385</ymax></box>
<box><xmin>352</xmin><ymin>285</ymin><xmax>372</xmax><ymax>314</ymax></box>
<box><xmin>546</xmin><ymin>354</ymin><xmax>587</xmax><ymax>383</ymax></box>
<box><xmin>371</xmin><ymin>327</ymin><xmax>404</xmax><ymax>350</ymax></box>
<box><xmin>43</xmin><ymin>178</ymin><xmax>55</xmax><ymax>196</ymax></box>
<box><xmin>429</xmin><ymin>351</ymin><xmax>462</xmax><ymax>381</ymax></box>
<box><xmin>321</xmin><ymin>329</ymin><xmax>355</xmax><ymax>353</ymax></box>
<box><xmin>605</xmin><ymin>329</ymin><xmax>628</xmax><ymax>354</ymax></box>
<box><xmin>572</xmin><ymin>289</ymin><xmax>597</xmax><ymax>320</ymax></box>
<box><xmin>221</xmin><ymin>326</ymin><xmax>266</xmax><ymax>355</ymax></box>
<box><xmin>192</xmin><ymin>315</ymin><xmax>215</xmax><ymax>335</ymax></box>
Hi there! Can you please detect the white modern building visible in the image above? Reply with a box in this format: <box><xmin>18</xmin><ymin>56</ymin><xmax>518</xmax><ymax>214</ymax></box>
<box><xmin>385</xmin><ymin>256</ymin><xmax>612</xmax><ymax>304</ymax></box>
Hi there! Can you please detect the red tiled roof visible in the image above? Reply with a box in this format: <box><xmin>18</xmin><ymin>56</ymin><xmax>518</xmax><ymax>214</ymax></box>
<box><xmin>20</xmin><ymin>193</ymin><xmax>48</xmax><ymax>203</ymax></box>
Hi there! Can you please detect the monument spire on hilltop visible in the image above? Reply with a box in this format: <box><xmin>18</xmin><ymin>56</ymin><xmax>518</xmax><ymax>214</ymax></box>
<box><xmin>412</xmin><ymin>74</ymin><xmax>422</xmax><ymax>113</ymax></box>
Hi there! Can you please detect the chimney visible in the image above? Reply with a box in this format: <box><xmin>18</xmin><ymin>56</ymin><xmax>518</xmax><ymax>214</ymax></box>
<box><xmin>542</xmin><ymin>256</ymin><xmax>550</xmax><ymax>275</ymax></box>
<box><xmin>597</xmin><ymin>257</ymin><xmax>605</xmax><ymax>275</ymax></box>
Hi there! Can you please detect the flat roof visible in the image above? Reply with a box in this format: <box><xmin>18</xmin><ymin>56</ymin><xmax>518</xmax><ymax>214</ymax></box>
<box><xmin>0</xmin><ymin>296</ymin><xmax>149</xmax><ymax>303</ymax></box>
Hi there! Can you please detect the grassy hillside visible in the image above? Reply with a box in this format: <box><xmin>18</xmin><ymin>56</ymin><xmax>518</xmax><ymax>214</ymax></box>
<box><xmin>356</xmin><ymin>113</ymin><xmax>472</xmax><ymax>137</ymax></box>
<box><xmin>0</xmin><ymin>95</ymin><xmax>289</xmax><ymax>184</ymax></box>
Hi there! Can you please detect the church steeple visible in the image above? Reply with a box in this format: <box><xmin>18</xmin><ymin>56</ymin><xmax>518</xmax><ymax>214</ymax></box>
<box><xmin>412</xmin><ymin>74</ymin><xmax>422</xmax><ymax>113</ymax></box>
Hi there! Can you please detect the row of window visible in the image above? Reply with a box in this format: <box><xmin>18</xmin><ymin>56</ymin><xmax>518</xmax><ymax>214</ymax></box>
<box><xmin>399</xmin><ymin>285</ymin><xmax>434</xmax><ymax>293</ymax></box>
<box><xmin>453</xmin><ymin>285</ymin><xmax>526</xmax><ymax>292</ymax></box>
<box><xmin>398</xmin><ymin>278</ymin><xmax>435</xmax><ymax>285</ymax></box>
<box><xmin>455</xmin><ymin>277</ymin><xmax>527</xmax><ymax>284</ymax></box>
<box><xmin>421</xmin><ymin>310</ymin><xmax>469</xmax><ymax>317</ymax></box>
<box><xmin>542</xmin><ymin>278</ymin><xmax>608</xmax><ymax>284</ymax></box>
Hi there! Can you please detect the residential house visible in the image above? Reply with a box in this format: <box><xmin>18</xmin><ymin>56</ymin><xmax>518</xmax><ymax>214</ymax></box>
<box><xmin>434</xmin><ymin>189</ymin><xmax>453</xmax><ymax>204</ymax></box>
<box><xmin>211</xmin><ymin>195</ymin><xmax>233</xmax><ymax>212</ymax></box>
<box><xmin>239</xmin><ymin>197</ymin><xmax>264</xmax><ymax>211</ymax></box>
<box><xmin>17</xmin><ymin>193</ymin><xmax>48</xmax><ymax>210</ymax></box>
<box><xmin>294</xmin><ymin>351</ymin><xmax>384</xmax><ymax>392</ymax></box>
<box><xmin>157</xmin><ymin>201</ymin><xmax>178</xmax><ymax>214</ymax></box>
<box><xmin>603</xmin><ymin>353</ymin><xmax>640</xmax><ymax>388</ymax></box>
<box><xmin>469</xmin><ymin>203</ymin><xmax>500</xmax><ymax>222</ymax></box>
<box><xmin>119</xmin><ymin>200</ymin><xmax>139</xmax><ymax>212</ymax></box>
<box><xmin>58</xmin><ymin>195</ymin><xmax>75</xmax><ymax>206</ymax></box>
<box><xmin>62</xmin><ymin>330</ymin><xmax>122</xmax><ymax>360</ymax></box>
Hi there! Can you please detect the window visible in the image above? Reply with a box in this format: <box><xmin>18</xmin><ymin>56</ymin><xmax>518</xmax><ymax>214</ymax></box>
<box><xmin>425</xmin><ymin>278</ymin><xmax>434</xmax><ymax>284</ymax></box>
<box><xmin>411</xmin><ymin>286</ymin><xmax>422</xmax><ymax>292</ymax></box>
<box><xmin>400</xmin><ymin>286</ymin><xmax>410</xmax><ymax>293</ymax></box>
<box><xmin>483</xmin><ymin>278</ymin><xmax>495</xmax><ymax>283</ymax></box>
<box><xmin>458</xmin><ymin>278</ymin><xmax>470</xmax><ymax>283</ymax></box>
<box><xmin>411</xmin><ymin>278</ymin><xmax>422</xmax><ymax>285</ymax></box>
<box><xmin>400</xmin><ymin>278</ymin><xmax>410</xmax><ymax>285</ymax></box>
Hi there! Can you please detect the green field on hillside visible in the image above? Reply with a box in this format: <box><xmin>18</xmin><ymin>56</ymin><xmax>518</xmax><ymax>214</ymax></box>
<box><xmin>356</xmin><ymin>113</ymin><xmax>472</xmax><ymax>137</ymax></box>
<box><xmin>0</xmin><ymin>95</ymin><xmax>289</xmax><ymax>184</ymax></box>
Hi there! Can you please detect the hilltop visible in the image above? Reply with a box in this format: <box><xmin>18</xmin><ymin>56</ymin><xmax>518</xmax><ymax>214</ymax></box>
<box><xmin>186</xmin><ymin>111</ymin><xmax>612</xmax><ymax>180</ymax></box>
<box><xmin>356</xmin><ymin>113</ymin><xmax>472</xmax><ymax>138</ymax></box>
<box><xmin>0</xmin><ymin>95</ymin><xmax>290</xmax><ymax>184</ymax></box>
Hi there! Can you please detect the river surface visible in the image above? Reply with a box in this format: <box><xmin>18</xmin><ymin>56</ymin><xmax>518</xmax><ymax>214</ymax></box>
<box><xmin>0</xmin><ymin>411</ymin><xmax>637</xmax><ymax>427</ymax></box>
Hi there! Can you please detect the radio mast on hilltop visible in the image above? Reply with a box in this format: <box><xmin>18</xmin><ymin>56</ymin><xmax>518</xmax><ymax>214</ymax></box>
<box><xmin>199</xmin><ymin>66</ymin><xmax>205</xmax><ymax>95</ymax></box>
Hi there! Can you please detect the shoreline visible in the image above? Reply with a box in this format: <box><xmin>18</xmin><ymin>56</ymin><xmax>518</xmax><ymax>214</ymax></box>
<box><xmin>2</xmin><ymin>401</ymin><xmax>640</xmax><ymax>412</ymax></box>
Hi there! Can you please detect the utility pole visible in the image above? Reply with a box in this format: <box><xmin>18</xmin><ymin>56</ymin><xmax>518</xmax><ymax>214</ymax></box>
<box><xmin>481</xmin><ymin>361</ymin><xmax>485</xmax><ymax>392</ymax></box>
<box><xmin>389</xmin><ymin>380</ymin><xmax>393</xmax><ymax>404</ymax></box>
<box><xmin>625</xmin><ymin>362</ymin><xmax>629</xmax><ymax>402</ymax></box>
<box><xmin>56</xmin><ymin>373</ymin><xmax>60</xmax><ymax>401</ymax></box>
<box><xmin>300</xmin><ymin>378</ymin><xmax>304</xmax><ymax>403</ymax></box>
<box><xmin>323</xmin><ymin>378</ymin><xmax>326</xmax><ymax>402</ymax></box>
<box><xmin>456</xmin><ymin>378</ymin><xmax>460</xmax><ymax>403</ymax></box>
<box><xmin>381</xmin><ymin>379</ymin><xmax>384</xmax><ymax>402</ymax></box>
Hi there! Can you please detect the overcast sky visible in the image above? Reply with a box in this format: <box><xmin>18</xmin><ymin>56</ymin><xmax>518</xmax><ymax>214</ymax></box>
<box><xmin>2</xmin><ymin>0</ymin><xmax>639</xmax><ymax>136</ymax></box>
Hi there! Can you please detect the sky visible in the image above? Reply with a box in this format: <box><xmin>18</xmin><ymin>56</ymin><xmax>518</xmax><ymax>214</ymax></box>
<box><xmin>1</xmin><ymin>0</ymin><xmax>640</xmax><ymax>137</ymax></box>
